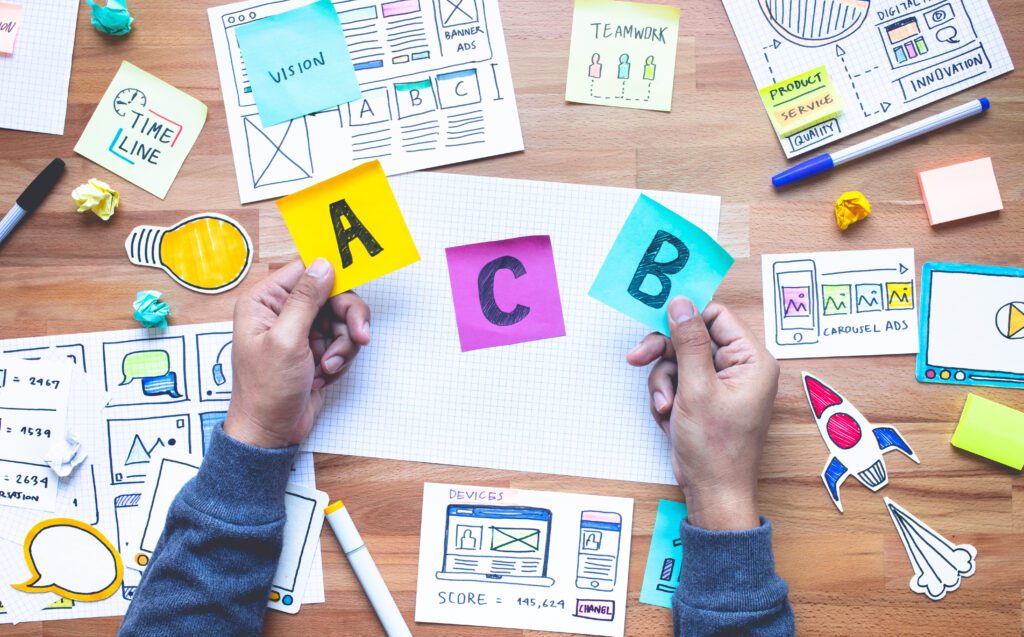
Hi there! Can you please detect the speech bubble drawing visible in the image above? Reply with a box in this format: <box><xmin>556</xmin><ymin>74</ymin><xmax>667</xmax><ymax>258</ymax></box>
<box><xmin>141</xmin><ymin>371</ymin><xmax>182</xmax><ymax>398</ymax></box>
<box><xmin>120</xmin><ymin>350</ymin><xmax>171</xmax><ymax>386</ymax></box>
<box><xmin>13</xmin><ymin>518</ymin><xmax>123</xmax><ymax>602</ymax></box>
<box><xmin>936</xmin><ymin>26</ymin><xmax>960</xmax><ymax>43</ymax></box>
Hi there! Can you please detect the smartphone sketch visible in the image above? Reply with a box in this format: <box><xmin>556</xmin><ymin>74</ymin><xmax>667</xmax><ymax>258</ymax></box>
<box><xmin>773</xmin><ymin>259</ymin><xmax>819</xmax><ymax>346</ymax></box>
<box><xmin>576</xmin><ymin>511</ymin><xmax>622</xmax><ymax>591</ymax></box>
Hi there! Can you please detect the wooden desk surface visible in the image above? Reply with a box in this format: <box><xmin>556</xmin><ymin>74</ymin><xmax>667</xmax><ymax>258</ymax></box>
<box><xmin>1</xmin><ymin>1</ymin><xmax>1021</xmax><ymax>635</ymax></box>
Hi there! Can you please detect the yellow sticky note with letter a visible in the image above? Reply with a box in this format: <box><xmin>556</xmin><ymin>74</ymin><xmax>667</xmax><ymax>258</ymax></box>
<box><xmin>951</xmin><ymin>393</ymin><xmax>1024</xmax><ymax>470</ymax></box>
<box><xmin>759</xmin><ymin>66</ymin><xmax>842</xmax><ymax>137</ymax></box>
<box><xmin>276</xmin><ymin>160</ymin><xmax>420</xmax><ymax>296</ymax></box>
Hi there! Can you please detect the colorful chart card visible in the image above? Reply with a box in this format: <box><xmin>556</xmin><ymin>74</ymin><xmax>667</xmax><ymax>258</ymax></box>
<box><xmin>590</xmin><ymin>194</ymin><xmax>733</xmax><ymax>335</ymax></box>
<box><xmin>917</xmin><ymin>262</ymin><xmax>1024</xmax><ymax>388</ymax></box>
<box><xmin>919</xmin><ymin>157</ymin><xmax>1003</xmax><ymax>225</ymax></box>
<box><xmin>445</xmin><ymin>235</ymin><xmax>566</xmax><ymax>352</ymax></box>
<box><xmin>74</xmin><ymin>61</ymin><xmax>208</xmax><ymax>199</ymax></box>
<box><xmin>235</xmin><ymin>0</ymin><xmax>361</xmax><ymax>127</ymax></box>
<box><xmin>276</xmin><ymin>160</ymin><xmax>420</xmax><ymax>296</ymax></box>
<box><xmin>639</xmin><ymin>499</ymin><xmax>686</xmax><ymax>609</ymax></box>
<box><xmin>565</xmin><ymin>0</ymin><xmax>680</xmax><ymax>112</ymax></box>
<box><xmin>761</xmin><ymin>248</ymin><xmax>918</xmax><ymax>360</ymax></box>
<box><xmin>415</xmin><ymin>483</ymin><xmax>633</xmax><ymax>637</ymax></box>
<box><xmin>758</xmin><ymin>66</ymin><xmax>842</xmax><ymax>137</ymax></box>
<box><xmin>951</xmin><ymin>394</ymin><xmax>1024</xmax><ymax>469</ymax></box>
<box><xmin>0</xmin><ymin>2</ymin><xmax>24</xmax><ymax>54</ymax></box>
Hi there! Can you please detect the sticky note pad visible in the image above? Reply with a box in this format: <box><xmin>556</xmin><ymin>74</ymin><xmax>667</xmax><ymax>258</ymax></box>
<box><xmin>590</xmin><ymin>194</ymin><xmax>733</xmax><ymax>335</ymax></box>
<box><xmin>236</xmin><ymin>0</ymin><xmax>361</xmax><ymax>127</ymax></box>
<box><xmin>759</xmin><ymin>66</ymin><xmax>842</xmax><ymax>137</ymax></box>
<box><xmin>276</xmin><ymin>160</ymin><xmax>419</xmax><ymax>296</ymax></box>
<box><xmin>445</xmin><ymin>236</ymin><xmax>566</xmax><ymax>352</ymax></box>
<box><xmin>640</xmin><ymin>499</ymin><xmax>687</xmax><ymax>608</ymax></box>
<box><xmin>0</xmin><ymin>2</ymin><xmax>23</xmax><ymax>54</ymax></box>
<box><xmin>918</xmin><ymin>157</ymin><xmax>1003</xmax><ymax>225</ymax></box>
<box><xmin>74</xmin><ymin>61</ymin><xmax>208</xmax><ymax>199</ymax></box>
<box><xmin>951</xmin><ymin>393</ymin><xmax>1024</xmax><ymax>470</ymax></box>
<box><xmin>564</xmin><ymin>0</ymin><xmax>680</xmax><ymax>112</ymax></box>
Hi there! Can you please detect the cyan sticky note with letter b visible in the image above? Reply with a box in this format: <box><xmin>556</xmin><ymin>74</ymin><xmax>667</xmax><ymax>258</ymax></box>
<box><xmin>235</xmin><ymin>0</ymin><xmax>361</xmax><ymax>127</ymax></box>
<box><xmin>590</xmin><ymin>194</ymin><xmax>733</xmax><ymax>335</ymax></box>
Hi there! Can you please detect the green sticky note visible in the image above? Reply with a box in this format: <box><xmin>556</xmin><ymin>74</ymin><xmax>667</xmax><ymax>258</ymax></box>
<box><xmin>590</xmin><ymin>195</ymin><xmax>733</xmax><ymax>335</ymax></box>
<box><xmin>74</xmin><ymin>61</ymin><xmax>207</xmax><ymax>199</ymax></box>
<box><xmin>235</xmin><ymin>0</ymin><xmax>361</xmax><ymax>127</ymax></box>
<box><xmin>951</xmin><ymin>394</ymin><xmax>1024</xmax><ymax>470</ymax></box>
<box><xmin>640</xmin><ymin>499</ymin><xmax>687</xmax><ymax>608</ymax></box>
<box><xmin>758</xmin><ymin>65</ymin><xmax>842</xmax><ymax>137</ymax></box>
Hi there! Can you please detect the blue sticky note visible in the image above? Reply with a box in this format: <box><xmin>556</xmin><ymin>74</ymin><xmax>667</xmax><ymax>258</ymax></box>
<box><xmin>640</xmin><ymin>499</ymin><xmax>687</xmax><ymax>609</ymax></box>
<box><xmin>589</xmin><ymin>195</ymin><xmax>734</xmax><ymax>335</ymax></box>
<box><xmin>235</xmin><ymin>0</ymin><xmax>361</xmax><ymax>127</ymax></box>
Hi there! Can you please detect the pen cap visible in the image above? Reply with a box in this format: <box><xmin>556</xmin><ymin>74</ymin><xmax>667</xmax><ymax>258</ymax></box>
<box><xmin>326</xmin><ymin>503</ymin><xmax>364</xmax><ymax>553</ymax></box>
<box><xmin>16</xmin><ymin>159</ymin><xmax>65</xmax><ymax>212</ymax></box>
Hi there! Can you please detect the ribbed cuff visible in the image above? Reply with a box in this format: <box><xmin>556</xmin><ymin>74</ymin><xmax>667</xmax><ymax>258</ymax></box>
<box><xmin>183</xmin><ymin>425</ymin><xmax>298</xmax><ymax>526</ymax></box>
<box><xmin>676</xmin><ymin>517</ymin><xmax>787</xmax><ymax>612</ymax></box>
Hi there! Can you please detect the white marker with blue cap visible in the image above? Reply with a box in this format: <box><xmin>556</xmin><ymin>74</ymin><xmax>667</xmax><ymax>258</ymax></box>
<box><xmin>772</xmin><ymin>98</ymin><xmax>989</xmax><ymax>187</ymax></box>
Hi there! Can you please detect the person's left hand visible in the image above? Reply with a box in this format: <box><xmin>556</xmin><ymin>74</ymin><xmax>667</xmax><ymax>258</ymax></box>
<box><xmin>224</xmin><ymin>259</ymin><xmax>371</xmax><ymax>449</ymax></box>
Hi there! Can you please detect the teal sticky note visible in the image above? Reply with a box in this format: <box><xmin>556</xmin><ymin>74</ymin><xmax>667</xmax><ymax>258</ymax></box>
<box><xmin>235</xmin><ymin>0</ymin><xmax>361</xmax><ymax>127</ymax></box>
<box><xmin>589</xmin><ymin>195</ymin><xmax>733</xmax><ymax>335</ymax></box>
<box><xmin>640</xmin><ymin>499</ymin><xmax>687</xmax><ymax>609</ymax></box>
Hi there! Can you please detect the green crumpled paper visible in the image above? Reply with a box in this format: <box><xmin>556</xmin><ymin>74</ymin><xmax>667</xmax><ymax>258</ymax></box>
<box><xmin>86</xmin><ymin>0</ymin><xmax>133</xmax><ymax>36</ymax></box>
<box><xmin>133</xmin><ymin>290</ymin><xmax>170</xmax><ymax>328</ymax></box>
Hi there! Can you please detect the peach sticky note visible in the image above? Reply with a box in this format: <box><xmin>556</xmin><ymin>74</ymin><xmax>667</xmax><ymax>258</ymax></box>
<box><xmin>918</xmin><ymin>157</ymin><xmax>1002</xmax><ymax>225</ymax></box>
<box><xmin>0</xmin><ymin>2</ymin><xmax>23</xmax><ymax>54</ymax></box>
<box><xmin>276</xmin><ymin>160</ymin><xmax>420</xmax><ymax>296</ymax></box>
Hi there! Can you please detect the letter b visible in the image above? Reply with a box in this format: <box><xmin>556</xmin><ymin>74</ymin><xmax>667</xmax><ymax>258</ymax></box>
<box><xmin>627</xmin><ymin>230</ymin><xmax>689</xmax><ymax>308</ymax></box>
<box><xmin>477</xmin><ymin>256</ymin><xmax>530</xmax><ymax>326</ymax></box>
<box><xmin>330</xmin><ymin>198</ymin><xmax>383</xmax><ymax>268</ymax></box>
<box><xmin>409</xmin><ymin>89</ymin><xmax>423</xmax><ymax>107</ymax></box>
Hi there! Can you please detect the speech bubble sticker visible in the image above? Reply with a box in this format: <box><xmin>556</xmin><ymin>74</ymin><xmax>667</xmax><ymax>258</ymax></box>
<box><xmin>120</xmin><ymin>350</ymin><xmax>171</xmax><ymax>385</ymax></box>
<box><xmin>14</xmin><ymin>518</ymin><xmax>123</xmax><ymax>602</ymax></box>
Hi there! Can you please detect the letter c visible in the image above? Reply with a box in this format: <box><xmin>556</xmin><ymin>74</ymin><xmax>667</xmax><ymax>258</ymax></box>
<box><xmin>477</xmin><ymin>256</ymin><xmax>530</xmax><ymax>326</ymax></box>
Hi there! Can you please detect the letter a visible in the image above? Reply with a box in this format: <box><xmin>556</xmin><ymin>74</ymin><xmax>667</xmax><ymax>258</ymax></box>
<box><xmin>330</xmin><ymin>198</ymin><xmax>383</xmax><ymax>268</ymax></box>
<box><xmin>627</xmin><ymin>230</ymin><xmax>689</xmax><ymax>308</ymax></box>
<box><xmin>477</xmin><ymin>256</ymin><xmax>530</xmax><ymax>326</ymax></box>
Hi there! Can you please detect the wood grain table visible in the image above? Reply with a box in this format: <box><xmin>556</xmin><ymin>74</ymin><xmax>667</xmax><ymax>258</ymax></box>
<box><xmin>1</xmin><ymin>1</ymin><xmax>1021</xmax><ymax>635</ymax></box>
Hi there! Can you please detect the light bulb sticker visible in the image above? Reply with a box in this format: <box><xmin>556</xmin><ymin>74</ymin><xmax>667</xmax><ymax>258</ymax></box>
<box><xmin>120</xmin><ymin>350</ymin><xmax>181</xmax><ymax>398</ymax></box>
<box><xmin>125</xmin><ymin>213</ymin><xmax>253</xmax><ymax>295</ymax></box>
<box><xmin>14</xmin><ymin>518</ymin><xmax>124</xmax><ymax>602</ymax></box>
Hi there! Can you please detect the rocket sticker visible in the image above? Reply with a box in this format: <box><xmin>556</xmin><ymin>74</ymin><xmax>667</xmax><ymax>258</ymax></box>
<box><xmin>802</xmin><ymin>372</ymin><xmax>919</xmax><ymax>512</ymax></box>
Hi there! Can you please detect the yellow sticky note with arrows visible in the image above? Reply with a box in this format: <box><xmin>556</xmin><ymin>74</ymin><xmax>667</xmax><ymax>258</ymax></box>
<box><xmin>951</xmin><ymin>394</ymin><xmax>1024</xmax><ymax>470</ymax></box>
<box><xmin>275</xmin><ymin>160</ymin><xmax>420</xmax><ymax>296</ymax></box>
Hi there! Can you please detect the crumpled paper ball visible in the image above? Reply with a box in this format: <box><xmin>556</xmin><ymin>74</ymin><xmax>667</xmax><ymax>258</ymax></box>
<box><xmin>72</xmin><ymin>179</ymin><xmax>120</xmax><ymax>221</ymax></box>
<box><xmin>86</xmin><ymin>0</ymin><xmax>133</xmax><ymax>36</ymax></box>
<box><xmin>133</xmin><ymin>290</ymin><xmax>170</xmax><ymax>328</ymax></box>
<box><xmin>834</xmin><ymin>191</ymin><xmax>871</xmax><ymax>230</ymax></box>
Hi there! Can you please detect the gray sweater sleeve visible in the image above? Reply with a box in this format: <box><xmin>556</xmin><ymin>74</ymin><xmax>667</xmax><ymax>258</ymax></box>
<box><xmin>672</xmin><ymin>518</ymin><xmax>795</xmax><ymax>637</ymax></box>
<box><xmin>118</xmin><ymin>425</ymin><xmax>298</xmax><ymax>637</ymax></box>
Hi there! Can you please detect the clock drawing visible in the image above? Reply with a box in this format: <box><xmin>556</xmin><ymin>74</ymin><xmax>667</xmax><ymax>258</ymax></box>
<box><xmin>113</xmin><ymin>88</ymin><xmax>147</xmax><ymax>117</ymax></box>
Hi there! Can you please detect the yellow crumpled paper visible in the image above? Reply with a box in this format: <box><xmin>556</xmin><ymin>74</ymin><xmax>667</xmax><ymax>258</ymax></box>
<box><xmin>834</xmin><ymin>191</ymin><xmax>871</xmax><ymax>230</ymax></box>
<box><xmin>72</xmin><ymin>179</ymin><xmax>120</xmax><ymax>221</ymax></box>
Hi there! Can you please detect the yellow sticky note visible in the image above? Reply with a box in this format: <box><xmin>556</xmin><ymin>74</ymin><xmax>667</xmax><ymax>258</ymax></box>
<box><xmin>0</xmin><ymin>2</ymin><xmax>24</xmax><ymax>54</ymax></box>
<box><xmin>564</xmin><ymin>0</ymin><xmax>680</xmax><ymax>112</ymax></box>
<box><xmin>951</xmin><ymin>394</ymin><xmax>1024</xmax><ymax>470</ymax></box>
<box><xmin>276</xmin><ymin>161</ymin><xmax>419</xmax><ymax>296</ymax></box>
<box><xmin>759</xmin><ymin>66</ymin><xmax>842</xmax><ymax>137</ymax></box>
<box><xmin>73</xmin><ymin>61</ymin><xmax>207</xmax><ymax>199</ymax></box>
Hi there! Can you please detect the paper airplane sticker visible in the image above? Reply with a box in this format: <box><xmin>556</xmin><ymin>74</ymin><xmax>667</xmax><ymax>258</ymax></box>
<box><xmin>884</xmin><ymin>497</ymin><xmax>976</xmax><ymax>601</ymax></box>
<box><xmin>802</xmin><ymin>372</ymin><xmax>920</xmax><ymax>512</ymax></box>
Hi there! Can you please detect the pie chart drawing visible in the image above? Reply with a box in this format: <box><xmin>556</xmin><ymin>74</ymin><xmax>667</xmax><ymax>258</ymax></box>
<box><xmin>995</xmin><ymin>301</ymin><xmax>1024</xmax><ymax>339</ymax></box>
<box><xmin>759</xmin><ymin>0</ymin><xmax>871</xmax><ymax>47</ymax></box>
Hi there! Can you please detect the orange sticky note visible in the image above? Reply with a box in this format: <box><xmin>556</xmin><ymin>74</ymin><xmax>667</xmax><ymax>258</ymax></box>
<box><xmin>0</xmin><ymin>2</ymin><xmax>23</xmax><ymax>54</ymax></box>
<box><xmin>276</xmin><ymin>160</ymin><xmax>420</xmax><ymax>296</ymax></box>
<box><xmin>918</xmin><ymin>157</ymin><xmax>1002</xmax><ymax>225</ymax></box>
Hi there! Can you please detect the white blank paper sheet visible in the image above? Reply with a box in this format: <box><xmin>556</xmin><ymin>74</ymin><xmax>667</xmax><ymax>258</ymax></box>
<box><xmin>305</xmin><ymin>173</ymin><xmax>722</xmax><ymax>485</ymax></box>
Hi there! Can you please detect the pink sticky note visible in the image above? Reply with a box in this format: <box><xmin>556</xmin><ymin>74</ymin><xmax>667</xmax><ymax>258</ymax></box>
<box><xmin>445</xmin><ymin>235</ymin><xmax>566</xmax><ymax>352</ymax></box>
<box><xmin>0</xmin><ymin>3</ymin><xmax>22</xmax><ymax>55</ymax></box>
<box><xmin>918</xmin><ymin>157</ymin><xmax>1002</xmax><ymax>225</ymax></box>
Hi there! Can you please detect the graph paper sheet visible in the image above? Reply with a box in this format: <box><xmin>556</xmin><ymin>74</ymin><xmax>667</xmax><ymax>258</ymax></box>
<box><xmin>0</xmin><ymin>325</ymin><xmax>323</xmax><ymax>623</ymax></box>
<box><xmin>208</xmin><ymin>0</ymin><xmax>524</xmax><ymax>203</ymax></box>
<box><xmin>722</xmin><ymin>0</ymin><xmax>1014</xmax><ymax>157</ymax></box>
<box><xmin>0</xmin><ymin>0</ymin><xmax>77</xmax><ymax>135</ymax></box>
<box><xmin>304</xmin><ymin>173</ymin><xmax>722</xmax><ymax>486</ymax></box>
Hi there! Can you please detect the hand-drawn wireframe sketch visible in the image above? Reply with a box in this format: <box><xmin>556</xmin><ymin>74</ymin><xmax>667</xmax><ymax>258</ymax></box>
<box><xmin>724</xmin><ymin>0</ymin><xmax>1013</xmax><ymax>157</ymax></box>
<box><xmin>112</xmin><ymin>493</ymin><xmax>142</xmax><ymax>600</ymax></box>
<box><xmin>269</xmin><ymin>484</ymin><xmax>329</xmax><ymax>614</ymax></box>
<box><xmin>884</xmin><ymin>496</ymin><xmax>976</xmax><ymax>601</ymax></box>
<box><xmin>916</xmin><ymin>262</ymin><xmax>1024</xmax><ymax>389</ymax></box>
<box><xmin>436</xmin><ymin>505</ymin><xmax>556</xmax><ymax>587</ymax></box>
<box><xmin>575</xmin><ymin>511</ymin><xmax>622</xmax><ymax>591</ymax></box>
<box><xmin>102</xmin><ymin>336</ymin><xmax>188</xmax><ymax>407</ymax></box>
<box><xmin>106</xmin><ymin>414</ymin><xmax>192</xmax><ymax>486</ymax></box>
<box><xmin>2</xmin><ymin>344</ymin><xmax>88</xmax><ymax>373</ymax></box>
<box><xmin>802</xmin><ymin>373</ymin><xmax>919</xmax><ymax>512</ymax></box>
<box><xmin>127</xmin><ymin>456</ymin><xmax>200</xmax><ymax>570</ymax></box>
<box><xmin>208</xmin><ymin>0</ymin><xmax>524</xmax><ymax>203</ymax></box>
<box><xmin>196</xmin><ymin>332</ymin><xmax>233</xmax><ymax>401</ymax></box>
<box><xmin>763</xmin><ymin>249</ymin><xmax>918</xmax><ymax>359</ymax></box>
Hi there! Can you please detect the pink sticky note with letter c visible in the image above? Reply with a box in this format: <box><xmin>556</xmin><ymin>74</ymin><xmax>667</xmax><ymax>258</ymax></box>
<box><xmin>0</xmin><ymin>3</ymin><xmax>23</xmax><ymax>55</ymax></box>
<box><xmin>445</xmin><ymin>235</ymin><xmax>567</xmax><ymax>352</ymax></box>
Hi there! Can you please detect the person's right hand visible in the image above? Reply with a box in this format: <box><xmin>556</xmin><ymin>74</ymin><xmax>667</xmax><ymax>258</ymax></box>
<box><xmin>627</xmin><ymin>297</ymin><xmax>779</xmax><ymax>531</ymax></box>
